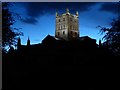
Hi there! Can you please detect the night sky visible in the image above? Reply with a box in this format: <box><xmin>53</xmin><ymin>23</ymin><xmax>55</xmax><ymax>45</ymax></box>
<box><xmin>9</xmin><ymin>2</ymin><xmax>119</xmax><ymax>45</ymax></box>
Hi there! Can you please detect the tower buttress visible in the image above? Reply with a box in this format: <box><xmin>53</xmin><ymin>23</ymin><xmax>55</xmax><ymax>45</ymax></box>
<box><xmin>66</xmin><ymin>8</ymin><xmax>69</xmax><ymax>14</ymax></box>
<box><xmin>56</xmin><ymin>11</ymin><xmax>58</xmax><ymax>17</ymax></box>
<box><xmin>76</xmin><ymin>11</ymin><xmax>79</xmax><ymax>17</ymax></box>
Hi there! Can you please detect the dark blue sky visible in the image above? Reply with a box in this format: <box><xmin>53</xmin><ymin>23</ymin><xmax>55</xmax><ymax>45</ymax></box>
<box><xmin>10</xmin><ymin>2</ymin><xmax>119</xmax><ymax>45</ymax></box>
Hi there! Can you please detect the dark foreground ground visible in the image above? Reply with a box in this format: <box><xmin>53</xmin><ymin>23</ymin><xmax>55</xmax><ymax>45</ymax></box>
<box><xmin>2</xmin><ymin>42</ymin><xmax>120</xmax><ymax>90</ymax></box>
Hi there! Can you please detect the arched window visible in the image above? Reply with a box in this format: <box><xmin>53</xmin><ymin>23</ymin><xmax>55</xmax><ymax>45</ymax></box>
<box><xmin>58</xmin><ymin>32</ymin><xmax>60</xmax><ymax>36</ymax></box>
<box><xmin>64</xmin><ymin>25</ymin><xmax>65</xmax><ymax>29</ymax></box>
<box><xmin>75</xmin><ymin>32</ymin><xmax>77</xmax><ymax>36</ymax></box>
<box><xmin>63</xmin><ymin>31</ymin><xmax>65</xmax><ymax>35</ymax></box>
<box><xmin>58</xmin><ymin>19</ymin><xmax>60</xmax><ymax>22</ymax></box>
<box><xmin>63</xmin><ymin>18</ymin><xmax>65</xmax><ymax>21</ymax></box>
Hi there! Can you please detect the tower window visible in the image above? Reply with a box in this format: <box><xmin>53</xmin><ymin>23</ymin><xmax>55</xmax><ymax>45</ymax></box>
<box><xmin>58</xmin><ymin>32</ymin><xmax>60</xmax><ymax>36</ymax></box>
<box><xmin>71</xmin><ymin>31</ymin><xmax>73</xmax><ymax>34</ymax></box>
<box><xmin>63</xmin><ymin>18</ymin><xmax>65</xmax><ymax>21</ymax></box>
<box><xmin>75</xmin><ymin>32</ymin><xmax>77</xmax><ymax>36</ymax></box>
<box><xmin>70</xmin><ymin>18</ymin><xmax>72</xmax><ymax>21</ymax></box>
<box><xmin>59</xmin><ymin>19</ymin><xmax>60</xmax><ymax>22</ymax></box>
<box><xmin>64</xmin><ymin>25</ymin><xmax>65</xmax><ymax>28</ymax></box>
<box><xmin>63</xmin><ymin>31</ymin><xmax>65</xmax><ymax>35</ymax></box>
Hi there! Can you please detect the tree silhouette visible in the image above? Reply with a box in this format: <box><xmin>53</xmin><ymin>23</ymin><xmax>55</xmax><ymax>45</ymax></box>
<box><xmin>98</xmin><ymin>17</ymin><xmax>120</xmax><ymax>55</ymax></box>
<box><xmin>98</xmin><ymin>2</ymin><xmax>120</xmax><ymax>56</ymax></box>
<box><xmin>2</xmin><ymin>2</ymin><xmax>22</xmax><ymax>52</ymax></box>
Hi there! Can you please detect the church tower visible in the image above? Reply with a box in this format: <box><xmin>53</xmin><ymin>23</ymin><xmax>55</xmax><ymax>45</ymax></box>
<box><xmin>55</xmin><ymin>8</ymin><xmax>79</xmax><ymax>40</ymax></box>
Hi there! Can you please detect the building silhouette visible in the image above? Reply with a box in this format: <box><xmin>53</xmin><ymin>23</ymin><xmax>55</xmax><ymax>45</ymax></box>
<box><xmin>16</xmin><ymin>8</ymin><xmax>97</xmax><ymax>50</ymax></box>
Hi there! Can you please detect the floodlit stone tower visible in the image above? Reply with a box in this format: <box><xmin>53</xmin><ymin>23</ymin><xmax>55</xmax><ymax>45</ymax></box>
<box><xmin>55</xmin><ymin>8</ymin><xmax>79</xmax><ymax>40</ymax></box>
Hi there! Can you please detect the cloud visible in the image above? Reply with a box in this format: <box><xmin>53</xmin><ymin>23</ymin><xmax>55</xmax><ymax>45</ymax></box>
<box><xmin>21</xmin><ymin>17</ymin><xmax>38</xmax><ymax>24</ymax></box>
<box><xmin>19</xmin><ymin>2</ymin><xmax>97</xmax><ymax>24</ymax></box>
<box><xmin>99</xmin><ymin>2</ymin><xmax>119</xmax><ymax>14</ymax></box>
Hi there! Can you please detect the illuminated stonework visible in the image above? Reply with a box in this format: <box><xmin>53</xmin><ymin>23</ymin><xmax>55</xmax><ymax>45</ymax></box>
<box><xmin>55</xmin><ymin>8</ymin><xmax>79</xmax><ymax>40</ymax></box>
